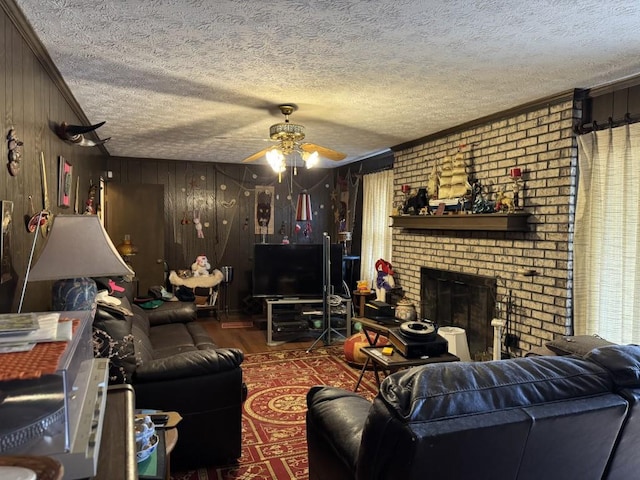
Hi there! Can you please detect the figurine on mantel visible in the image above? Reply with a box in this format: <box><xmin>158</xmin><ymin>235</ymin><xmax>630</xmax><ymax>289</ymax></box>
<box><xmin>374</xmin><ymin>258</ymin><xmax>395</xmax><ymax>302</ymax></box>
<box><xmin>403</xmin><ymin>188</ymin><xmax>428</xmax><ymax>215</ymax></box>
<box><xmin>495</xmin><ymin>190</ymin><xmax>516</xmax><ymax>214</ymax></box>
<box><xmin>472</xmin><ymin>180</ymin><xmax>495</xmax><ymax>213</ymax></box>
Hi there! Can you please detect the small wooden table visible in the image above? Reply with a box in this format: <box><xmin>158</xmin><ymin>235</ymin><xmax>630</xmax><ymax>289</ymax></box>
<box><xmin>163</xmin><ymin>428</ymin><xmax>178</xmax><ymax>480</ymax></box>
<box><xmin>352</xmin><ymin>316</ymin><xmax>400</xmax><ymax>391</ymax></box>
<box><xmin>137</xmin><ymin>412</ymin><xmax>180</xmax><ymax>480</ymax></box>
<box><xmin>352</xmin><ymin>290</ymin><xmax>375</xmax><ymax>317</ymax></box>
<box><xmin>361</xmin><ymin>346</ymin><xmax>459</xmax><ymax>388</ymax></box>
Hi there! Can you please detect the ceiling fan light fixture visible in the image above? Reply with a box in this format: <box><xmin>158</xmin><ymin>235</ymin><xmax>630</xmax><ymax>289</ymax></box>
<box><xmin>270</xmin><ymin>122</ymin><xmax>305</xmax><ymax>142</ymax></box>
<box><xmin>266</xmin><ymin>148</ymin><xmax>285</xmax><ymax>173</ymax></box>
<box><xmin>242</xmin><ymin>104</ymin><xmax>346</xmax><ymax>181</ymax></box>
<box><xmin>303</xmin><ymin>150</ymin><xmax>319</xmax><ymax>169</ymax></box>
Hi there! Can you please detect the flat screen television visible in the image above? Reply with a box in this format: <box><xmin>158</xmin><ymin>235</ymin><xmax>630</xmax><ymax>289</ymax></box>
<box><xmin>252</xmin><ymin>243</ymin><xmax>344</xmax><ymax>298</ymax></box>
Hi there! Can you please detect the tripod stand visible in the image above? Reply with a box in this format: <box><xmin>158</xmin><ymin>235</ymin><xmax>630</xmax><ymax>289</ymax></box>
<box><xmin>306</xmin><ymin>233</ymin><xmax>346</xmax><ymax>352</ymax></box>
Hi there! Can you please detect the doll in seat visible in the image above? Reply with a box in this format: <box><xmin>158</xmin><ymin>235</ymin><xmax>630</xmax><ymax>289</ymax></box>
<box><xmin>192</xmin><ymin>255</ymin><xmax>211</xmax><ymax>277</ymax></box>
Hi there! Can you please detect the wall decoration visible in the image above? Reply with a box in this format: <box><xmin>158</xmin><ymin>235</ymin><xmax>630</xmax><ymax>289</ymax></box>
<box><xmin>58</xmin><ymin>156</ymin><xmax>73</xmax><ymax>208</ymax></box>
<box><xmin>98</xmin><ymin>177</ymin><xmax>106</xmax><ymax>221</ymax></box>
<box><xmin>1</xmin><ymin>201</ymin><xmax>14</xmax><ymax>284</ymax></box>
<box><xmin>55</xmin><ymin>121</ymin><xmax>111</xmax><ymax>147</ymax></box>
<box><xmin>255</xmin><ymin>186</ymin><xmax>274</xmax><ymax>235</ymax></box>
<box><xmin>37</xmin><ymin>152</ymin><xmax>52</xmax><ymax>237</ymax></box>
<box><xmin>194</xmin><ymin>210</ymin><xmax>204</xmax><ymax>238</ymax></box>
<box><xmin>6</xmin><ymin>128</ymin><xmax>23</xmax><ymax>176</ymax></box>
<box><xmin>85</xmin><ymin>181</ymin><xmax>99</xmax><ymax>214</ymax></box>
<box><xmin>74</xmin><ymin>177</ymin><xmax>80</xmax><ymax>213</ymax></box>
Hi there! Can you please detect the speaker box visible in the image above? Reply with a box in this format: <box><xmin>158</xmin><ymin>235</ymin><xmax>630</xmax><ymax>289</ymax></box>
<box><xmin>388</xmin><ymin>329</ymin><xmax>448</xmax><ymax>358</ymax></box>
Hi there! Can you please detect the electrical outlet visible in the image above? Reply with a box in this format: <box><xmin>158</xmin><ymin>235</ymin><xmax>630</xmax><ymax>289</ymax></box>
<box><xmin>505</xmin><ymin>333</ymin><xmax>519</xmax><ymax>348</ymax></box>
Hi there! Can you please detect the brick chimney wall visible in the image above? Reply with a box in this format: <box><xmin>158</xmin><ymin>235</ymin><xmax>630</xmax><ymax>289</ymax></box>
<box><xmin>391</xmin><ymin>95</ymin><xmax>582</xmax><ymax>354</ymax></box>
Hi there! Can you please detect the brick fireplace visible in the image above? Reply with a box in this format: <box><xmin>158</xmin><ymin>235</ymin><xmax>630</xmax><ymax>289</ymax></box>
<box><xmin>421</xmin><ymin>268</ymin><xmax>496</xmax><ymax>359</ymax></box>
<box><xmin>390</xmin><ymin>92</ymin><xmax>582</xmax><ymax>354</ymax></box>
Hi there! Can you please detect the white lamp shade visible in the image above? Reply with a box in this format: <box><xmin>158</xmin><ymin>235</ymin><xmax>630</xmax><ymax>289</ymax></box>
<box><xmin>29</xmin><ymin>215</ymin><xmax>134</xmax><ymax>281</ymax></box>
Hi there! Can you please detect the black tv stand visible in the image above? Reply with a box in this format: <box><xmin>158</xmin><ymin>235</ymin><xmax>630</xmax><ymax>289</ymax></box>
<box><xmin>265</xmin><ymin>297</ymin><xmax>352</xmax><ymax>346</ymax></box>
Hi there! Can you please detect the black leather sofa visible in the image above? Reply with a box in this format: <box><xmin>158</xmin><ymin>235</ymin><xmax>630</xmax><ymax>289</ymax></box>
<box><xmin>306</xmin><ymin>344</ymin><xmax>640</xmax><ymax>480</ymax></box>
<box><xmin>93</xmin><ymin>299</ymin><xmax>244</xmax><ymax>470</ymax></box>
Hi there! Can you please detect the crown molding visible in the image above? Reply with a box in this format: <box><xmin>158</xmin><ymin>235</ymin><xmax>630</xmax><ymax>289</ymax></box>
<box><xmin>391</xmin><ymin>89</ymin><xmax>579</xmax><ymax>152</ymax></box>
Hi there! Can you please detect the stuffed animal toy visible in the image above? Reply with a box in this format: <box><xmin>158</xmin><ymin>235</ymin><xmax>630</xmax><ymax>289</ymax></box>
<box><xmin>191</xmin><ymin>255</ymin><xmax>211</xmax><ymax>277</ymax></box>
<box><xmin>374</xmin><ymin>258</ymin><xmax>395</xmax><ymax>302</ymax></box>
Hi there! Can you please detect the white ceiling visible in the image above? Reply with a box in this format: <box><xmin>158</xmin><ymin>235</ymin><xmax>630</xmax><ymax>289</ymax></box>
<box><xmin>13</xmin><ymin>0</ymin><xmax>640</xmax><ymax>167</ymax></box>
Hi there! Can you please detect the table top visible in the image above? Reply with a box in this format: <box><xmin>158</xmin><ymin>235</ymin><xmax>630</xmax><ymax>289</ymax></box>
<box><xmin>361</xmin><ymin>346</ymin><xmax>459</xmax><ymax>368</ymax></box>
<box><xmin>164</xmin><ymin>428</ymin><xmax>178</xmax><ymax>454</ymax></box>
<box><xmin>353</xmin><ymin>290</ymin><xmax>374</xmax><ymax>297</ymax></box>
<box><xmin>354</xmin><ymin>316</ymin><xmax>401</xmax><ymax>333</ymax></box>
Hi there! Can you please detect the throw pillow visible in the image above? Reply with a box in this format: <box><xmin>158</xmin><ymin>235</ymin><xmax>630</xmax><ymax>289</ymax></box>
<box><xmin>546</xmin><ymin>335</ymin><xmax>615</xmax><ymax>357</ymax></box>
<box><xmin>93</xmin><ymin>305</ymin><xmax>137</xmax><ymax>383</ymax></box>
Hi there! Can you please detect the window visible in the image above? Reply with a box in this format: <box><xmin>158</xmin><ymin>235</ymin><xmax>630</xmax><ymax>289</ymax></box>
<box><xmin>360</xmin><ymin>169</ymin><xmax>394</xmax><ymax>288</ymax></box>
<box><xmin>575</xmin><ymin>123</ymin><xmax>640</xmax><ymax>343</ymax></box>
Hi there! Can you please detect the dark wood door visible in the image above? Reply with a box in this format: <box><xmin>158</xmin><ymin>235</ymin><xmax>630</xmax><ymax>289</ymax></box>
<box><xmin>105</xmin><ymin>184</ymin><xmax>165</xmax><ymax>296</ymax></box>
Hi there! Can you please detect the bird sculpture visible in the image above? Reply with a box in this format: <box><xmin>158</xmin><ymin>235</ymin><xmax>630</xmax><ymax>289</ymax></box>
<box><xmin>56</xmin><ymin>121</ymin><xmax>111</xmax><ymax>147</ymax></box>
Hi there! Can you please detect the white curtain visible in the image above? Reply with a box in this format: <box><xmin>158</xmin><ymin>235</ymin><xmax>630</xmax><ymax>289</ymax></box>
<box><xmin>575</xmin><ymin>123</ymin><xmax>640</xmax><ymax>343</ymax></box>
<box><xmin>360</xmin><ymin>169</ymin><xmax>394</xmax><ymax>288</ymax></box>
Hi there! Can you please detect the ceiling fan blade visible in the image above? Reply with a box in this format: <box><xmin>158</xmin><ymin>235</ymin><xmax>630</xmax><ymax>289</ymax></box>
<box><xmin>301</xmin><ymin>143</ymin><xmax>346</xmax><ymax>161</ymax></box>
<box><xmin>242</xmin><ymin>146</ymin><xmax>274</xmax><ymax>163</ymax></box>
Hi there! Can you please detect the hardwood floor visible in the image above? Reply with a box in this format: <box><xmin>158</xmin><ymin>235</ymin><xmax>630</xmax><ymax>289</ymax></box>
<box><xmin>196</xmin><ymin>311</ymin><xmax>332</xmax><ymax>354</ymax></box>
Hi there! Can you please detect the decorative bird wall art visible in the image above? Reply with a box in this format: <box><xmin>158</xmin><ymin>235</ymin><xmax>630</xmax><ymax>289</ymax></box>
<box><xmin>56</xmin><ymin>121</ymin><xmax>111</xmax><ymax>147</ymax></box>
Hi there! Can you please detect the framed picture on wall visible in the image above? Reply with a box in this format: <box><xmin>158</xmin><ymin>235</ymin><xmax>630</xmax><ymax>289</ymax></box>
<box><xmin>58</xmin><ymin>156</ymin><xmax>73</xmax><ymax>208</ymax></box>
<box><xmin>255</xmin><ymin>186</ymin><xmax>275</xmax><ymax>235</ymax></box>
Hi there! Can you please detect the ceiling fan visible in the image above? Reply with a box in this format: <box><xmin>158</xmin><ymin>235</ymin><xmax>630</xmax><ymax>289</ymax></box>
<box><xmin>242</xmin><ymin>104</ymin><xmax>346</xmax><ymax>177</ymax></box>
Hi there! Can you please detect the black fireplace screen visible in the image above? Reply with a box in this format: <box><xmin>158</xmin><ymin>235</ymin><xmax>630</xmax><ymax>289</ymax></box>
<box><xmin>421</xmin><ymin>268</ymin><xmax>496</xmax><ymax>358</ymax></box>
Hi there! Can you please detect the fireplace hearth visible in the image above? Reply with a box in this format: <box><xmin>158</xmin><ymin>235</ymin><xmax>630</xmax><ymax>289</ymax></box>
<box><xmin>421</xmin><ymin>268</ymin><xmax>496</xmax><ymax>359</ymax></box>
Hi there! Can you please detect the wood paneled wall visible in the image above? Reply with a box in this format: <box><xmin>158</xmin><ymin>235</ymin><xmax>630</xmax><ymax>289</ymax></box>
<box><xmin>107</xmin><ymin>156</ymin><xmax>346</xmax><ymax>312</ymax></box>
<box><xmin>0</xmin><ymin>3</ymin><xmax>108</xmax><ymax>313</ymax></box>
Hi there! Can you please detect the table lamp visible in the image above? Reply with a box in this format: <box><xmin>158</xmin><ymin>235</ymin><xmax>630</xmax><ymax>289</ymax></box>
<box><xmin>26</xmin><ymin>214</ymin><xmax>134</xmax><ymax>311</ymax></box>
<box><xmin>116</xmin><ymin>233</ymin><xmax>138</xmax><ymax>267</ymax></box>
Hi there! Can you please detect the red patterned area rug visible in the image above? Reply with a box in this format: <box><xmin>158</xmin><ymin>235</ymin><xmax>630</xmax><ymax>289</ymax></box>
<box><xmin>170</xmin><ymin>345</ymin><xmax>377</xmax><ymax>480</ymax></box>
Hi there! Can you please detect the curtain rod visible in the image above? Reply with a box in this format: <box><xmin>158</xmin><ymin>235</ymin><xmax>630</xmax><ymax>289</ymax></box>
<box><xmin>575</xmin><ymin>113</ymin><xmax>640</xmax><ymax>134</ymax></box>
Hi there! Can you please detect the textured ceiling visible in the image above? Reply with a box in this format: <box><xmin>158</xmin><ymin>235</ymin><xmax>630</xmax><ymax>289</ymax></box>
<box><xmin>12</xmin><ymin>0</ymin><xmax>640</xmax><ymax>167</ymax></box>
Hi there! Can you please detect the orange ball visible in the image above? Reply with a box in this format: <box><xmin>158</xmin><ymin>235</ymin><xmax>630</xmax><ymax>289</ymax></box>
<box><xmin>344</xmin><ymin>332</ymin><xmax>389</xmax><ymax>366</ymax></box>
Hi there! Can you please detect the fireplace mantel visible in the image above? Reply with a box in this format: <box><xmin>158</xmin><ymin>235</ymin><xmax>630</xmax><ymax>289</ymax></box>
<box><xmin>390</xmin><ymin>213</ymin><xmax>530</xmax><ymax>232</ymax></box>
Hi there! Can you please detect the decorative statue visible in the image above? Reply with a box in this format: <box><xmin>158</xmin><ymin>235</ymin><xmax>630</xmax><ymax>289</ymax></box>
<box><xmin>403</xmin><ymin>188</ymin><xmax>428</xmax><ymax>215</ymax></box>
<box><xmin>191</xmin><ymin>255</ymin><xmax>211</xmax><ymax>277</ymax></box>
<box><xmin>374</xmin><ymin>258</ymin><xmax>395</xmax><ymax>302</ymax></box>
<box><xmin>472</xmin><ymin>180</ymin><xmax>495</xmax><ymax>213</ymax></box>
<box><xmin>495</xmin><ymin>190</ymin><xmax>516</xmax><ymax>214</ymax></box>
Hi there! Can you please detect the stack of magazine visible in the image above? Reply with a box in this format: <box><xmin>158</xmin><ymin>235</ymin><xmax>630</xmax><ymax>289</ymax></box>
<box><xmin>0</xmin><ymin>312</ymin><xmax>67</xmax><ymax>353</ymax></box>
